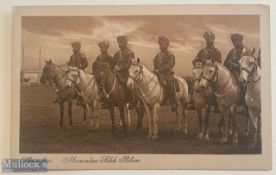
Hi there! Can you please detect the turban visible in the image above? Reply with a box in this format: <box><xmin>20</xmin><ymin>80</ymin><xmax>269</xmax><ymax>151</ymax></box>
<box><xmin>117</xmin><ymin>35</ymin><xmax>128</xmax><ymax>43</ymax></box>
<box><xmin>71</xmin><ymin>41</ymin><xmax>81</xmax><ymax>49</ymax></box>
<box><xmin>231</xmin><ymin>33</ymin><xmax>244</xmax><ymax>42</ymax></box>
<box><xmin>203</xmin><ymin>31</ymin><xmax>215</xmax><ymax>41</ymax></box>
<box><xmin>158</xmin><ymin>35</ymin><xmax>169</xmax><ymax>45</ymax></box>
<box><xmin>98</xmin><ymin>41</ymin><xmax>109</xmax><ymax>48</ymax></box>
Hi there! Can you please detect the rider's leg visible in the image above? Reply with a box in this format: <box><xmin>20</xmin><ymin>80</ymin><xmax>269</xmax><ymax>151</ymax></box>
<box><xmin>165</xmin><ymin>75</ymin><xmax>177</xmax><ymax>112</ymax></box>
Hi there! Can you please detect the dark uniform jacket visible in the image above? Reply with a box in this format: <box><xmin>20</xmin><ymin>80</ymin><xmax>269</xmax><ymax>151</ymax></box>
<box><xmin>224</xmin><ymin>47</ymin><xmax>249</xmax><ymax>77</ymax></box>
<box><xmin>113</xmin><ymin>48</ymin><xmax>135</xmax><ymax>72</ymax></box>
<box><xmin>113</xmin><ymin>48</ymin><xmax>135</xmax><ymax>84</ymax></box>
<box><xmin>153</xmin><ymin>50</ymin><xmax>175</xmax><ymax>75</ymax></box>
<box><xmin>92</xmin><ymin>52</ymin><xmax>114</xmax><ymax>73</ymax></box>
<box><xmin>68</xmin><ymin>52</ymin><xmax>88</xmax><ymax>70</ymax></box>
<box><xmin>192</xmin><ymin>47</ymin><xmax>222</xmax><ymax>65</ymax></box>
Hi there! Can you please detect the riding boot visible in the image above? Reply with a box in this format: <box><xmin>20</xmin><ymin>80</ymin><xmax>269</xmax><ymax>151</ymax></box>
<box><xmin>123</xmin><ymin>85</ymin><xmax>134</xmax><ymax>109</ymax></box>
<box><xmin>165</xmin><ymin>75</ymin><xmax>178</xmax><ymax>112</ymax></box>
<box><xmin>99</xmin><ymin>89</ymin><xmax>108</xmax><ymax>109</ymax></box>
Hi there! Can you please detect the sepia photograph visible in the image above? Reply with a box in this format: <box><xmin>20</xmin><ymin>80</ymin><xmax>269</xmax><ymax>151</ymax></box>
<box><xmin>10</xmin><ymin>5</ymin><xmax>271</xmax><ymax>170</ymax></box>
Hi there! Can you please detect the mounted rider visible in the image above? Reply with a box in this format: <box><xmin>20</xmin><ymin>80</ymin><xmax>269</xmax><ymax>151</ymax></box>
<box><xmin>68</xmin><ymin>41</ymin><xmax>88</xmax><ymax>70</ymax></box>
<box><xmin>63</xmin><ymin>41</ymin><xmax>88</xmax><ymax>105</ymax></box>
<box><xmin>224</xmin><ymin>33</ymin><xmax>250</xmax><ymax>106</ymax></box>
<box><xmin>153</xmin><ymin>36</ymin><xmax>177</xmax><ymax>112</ymax></box>
<box><xmin>92</xmin><ymin>41</ymin><xmax>114</xmax><ymax>108</ymax></box>
<box><xmin>113</xmin><ymin>35</ymin><xmax>135</xmax><ymax>108</ymax></box>
<box><xmin>193</xmin><ymin>31</ymin><xmax>222</xmax><ymax>65</ymax></box>
<box><xmin>224</xmin><ymin>33</ymin><xmax>250</xmax><ymax>79</ymax></box>
<box><xmin>192</xmin><ymin>31</ymin><xmax>221</xmax><ymax>113</ymax></box>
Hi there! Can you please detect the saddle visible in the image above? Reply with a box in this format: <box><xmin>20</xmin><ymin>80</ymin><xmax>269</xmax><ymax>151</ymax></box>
<box><xmin>155</xmin><ymin>73</ymin><xmax>180</xmax><ymax>106</ymax></box>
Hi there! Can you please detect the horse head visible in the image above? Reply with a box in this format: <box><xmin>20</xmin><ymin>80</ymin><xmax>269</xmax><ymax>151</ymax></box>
<box><xmin>192</xmin><ymin>62</ymin><xmax>204</xmax><ymax>92</ymax></box>
<box><xmin>238</xmin><ymin>50</ymin><xmax>258</xmax><ymax>83</ymax></box>
<box><xmin>40</xmin><ymin>59</ymin><xmax>56</xmax><ymax>85</ymax></box>
<box><xmin>127</xmin><ymin>57</ymin><xmax>143</xmax><ymax>89</ymax></box>
<box><xmin>198</xmin><ymin>59</ymin><xmax>217</xmax><ymax>90</ymax></box>
<box><xmin>66</xmin><ymin>66</ymin><xmax>80</xmax><ymax>88</ymax></box>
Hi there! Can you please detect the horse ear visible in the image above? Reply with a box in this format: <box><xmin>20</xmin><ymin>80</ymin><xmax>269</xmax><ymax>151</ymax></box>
<box><xmin>49</xmin><ymin>59</ymin><xmax>52</xmax><ymax>64</ymax></box>
<box><xmin>45</xmin><ymin>60</ymin><xmax>49</xmax><ymax>64</ymax></box>
<box><xmin>137</xmin><ymin>57</ymin><xmax>140</xmax><ymax>64</ymax></box>
<box><xmin>251</xmin><ymin>48</ymin><xmax>256</xmax><ymax>56</ymax></box>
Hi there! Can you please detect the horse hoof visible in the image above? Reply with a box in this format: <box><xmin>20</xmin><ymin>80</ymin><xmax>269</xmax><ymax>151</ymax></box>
<box><xmin>152</xmin><ymin>136</ymin><xmax>158</xmax><ymax>141</ymax></box>
<box><xmin>68</xmin><ymin>126</ymin><xmax>72</xmax><ymax>129</ymax></box>
<box><xmin>220</xmin><ymin>137</ymin><xmax>227</xmax><ymax>144</ymax></box>
<box><xmin>228</xmin><ymin>129</ymin><xmax>233</xmax><ymax>136</ymax></box>
<box><xmin>203</xmin><ymin>134</ymin><xmax>210</xmax><ymax>142</ymax></box>
<box><xmin>197</xmin><ymin>132</ymin><xmax>203</xmax><ymax>140</ymax></box>
<box><xmin>184</xmin><ymin>128</ymin><xmax>188</xmax><ymax>135</ymax></box>
<box><xmin>175</xmin><ymin>127</ymin><xmax>181</xmax><ymax>132</ymax></box>
<box><xmin>82</xmin><ymin>121</ymin><xmax>87</xmax><ymax>125</ymax></box>
<box><xmin>57</xmin><ymin>126</ymin><xmax>62</xmax><ymax>129</ymax></box>
<box><xmin>232</xmin><ymin>140</ymin><xmax>239</xmax><ymax>145</ymax></box>
<box><xmin>147</xmin><ymin>134</ymin><xmax>152</xmax><ymax>139</ymax></box>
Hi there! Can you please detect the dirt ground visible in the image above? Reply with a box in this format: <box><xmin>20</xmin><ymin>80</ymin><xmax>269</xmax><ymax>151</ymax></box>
<box><xmin>20</xmin><ymin>85</ymin><xmax>261</xmax><ymax>154</ymax></box>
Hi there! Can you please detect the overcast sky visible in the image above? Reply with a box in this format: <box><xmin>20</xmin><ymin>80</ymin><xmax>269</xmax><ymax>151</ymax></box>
<box><xmin>22</xmin><ymin>15</ymin><xmax>260</xmax><ymax>76</ymax></box>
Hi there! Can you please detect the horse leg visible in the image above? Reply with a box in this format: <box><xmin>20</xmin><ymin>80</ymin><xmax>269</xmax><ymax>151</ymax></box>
<box><xmin>144</xmin><ymin>105</ymin><xmax>153</xmax><ymax>139</ymax></box>
<box><xmin>125</xmin><ymin>103</ymin><xmax>131</xmax><ymax>127</ymax></box>
<box><xmin>83</xmin><ymin>105</ymin><xmax>87</xmax><ymax>125</ymax></box>
<box><xmin>109</xmin><ymin>107</ymin><xmax>116</xmax><ymax>133</ymax></box>
<box><xmin>244</xmin><ymin>105</ymin><xmax>250</xmax><ymax>136</ymax></box>
<box><xmin>119</xmin><ymin>106</ymin><xmax>127</xmax><ymax>133</ymax></box>
<box><xmin>220</xmin><ymin>108</ymin><xmax>229</xmax><ymax>144</ymax></box>
<box><xmin>182</xmin><ymin>100</ymin><xmax>188</xmax><ymax>135</ymax></box>
<box><xmin>152</xmin><ymin>103</ymin><xmax>160</xmax><ymax>141</ymax></box>
<box><xmin>135</xmin><ymin>103</ymin><xmax>143</xmax><ymax>130</ymax></box>
<box><xmin>175</xmin><ymin>103</ymin><xmax>181</xmax><ymax>132</ymax></box>
<box><xmin>231</xmin><ymin>106</ymin><xmax>239</xmax><ymax>145</ymax></box>
<box><xmin>68</xmin><ymin>101</ymin><xmax>73</xmax><ymax>129</ymax></box>
<box><xmin>203</xmin><ymin>105</ymin><xmax>211</xmax><ymax>141</ymax></box>
<box><xmin>248</xmin><ymin>109</ymin><xmax>258</xmax><ymax>147</ymax></box>
<box><xmin>58</xmin><ymin>101</ymin><xmax>64</xmax><ymax>128</ymax></box>
<box><xmin>88</xmin><ymin>104</ymin><xmax>94</xmax><ymax>131</ymax></box>
<box><xmin>196</xmin><ymin>108</ymin><xmax>203</xmax><ymax>140</ymax></box>
<box><xmin>93</xmin><ymin>101</ymin><xmax>100</xmax><ymax>130</ymax></box>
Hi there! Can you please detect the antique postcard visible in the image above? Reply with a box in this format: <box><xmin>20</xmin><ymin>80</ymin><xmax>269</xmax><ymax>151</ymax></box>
<box><xmin>10</xmin><ymin>5</ymin><xmax>271</xmax><ymax>171</ymax></box>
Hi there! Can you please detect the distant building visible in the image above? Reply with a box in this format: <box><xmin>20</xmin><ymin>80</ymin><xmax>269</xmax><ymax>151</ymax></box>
<box><xmin>21</xmin><ymin>70</ymin><xmax>42</xmax><ymax>85</ymax></box>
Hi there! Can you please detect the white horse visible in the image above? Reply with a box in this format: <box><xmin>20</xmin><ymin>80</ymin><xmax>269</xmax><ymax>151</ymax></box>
<box><xmin>66</xmin><ymin>66</ymin><xmax>100</xmax><ymax>130</ymax></box>
<box><xmin>127</xmin><ymin>58</ymin><xmax>189</xmax><ymax>140</ymax></box>
<box><xmin>199</xmin><ymin>60</ymin><xmax>241</xmax><ymax>144</ymax></box>
<box><xmin>192</xmin><ymin>63</ymin><xmax>218</xmax><ymax>141</ymax></box>
<box><xmin>238</xmin><ymin>53</ymin><xmax>261</xmax><ymax>147</ymax></box>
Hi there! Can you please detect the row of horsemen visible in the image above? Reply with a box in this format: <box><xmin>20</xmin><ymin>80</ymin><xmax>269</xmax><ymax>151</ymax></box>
<box><xmin>64</xmin><ymin>32</ymin><xmax>259</xmax><ymax>112</ymax></box>
<box><xmin>42</xmin><ymin>31</ymin><xmax>261</xmax><ymax>145</ymax></box>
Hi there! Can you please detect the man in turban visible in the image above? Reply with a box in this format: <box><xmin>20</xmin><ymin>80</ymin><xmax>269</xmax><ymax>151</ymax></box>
<box><xmin>224</xmin><ymin>33</ymin><xmax>249</xmax><ymax>78</ymax></box>
<box><xmin>153</xmin><ymin>36</ymin><xmax>177</xmax><ymax>112</ymax></box>
<box><xmin>92</xmin><ymin>41</ymin><xmax>114</xmax><ymax>108</ymax></box>
<box><xmin>193</xmin><ymin>31</ymin><xmax>222</xmax><ymax>65</ymax></box>
<box><xmin>54</xmin><ymin>41</ymin><xmax>88</xmax><ymax>104</ymax></box>
<box><xmin>113</xmin><ymin>35</ymin><xmax>135</xmax><ymax>107</ymax></box>
<box><xmin>92</xmin><ymin>41</ymin><xmax>114</xmax><ymax>73</ymax></box>
<box><xmin>68</xmin><ymin>41</ymin><xmax>88</xmax><ymax>70</ymax></box>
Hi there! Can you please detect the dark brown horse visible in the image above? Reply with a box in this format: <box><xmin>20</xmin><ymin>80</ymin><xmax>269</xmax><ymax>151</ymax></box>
<box><xmin>40</xmin><ymin>59</ymin><xmax>87</xmax><ymax>128</ymax></box>
<box><xmin>93</xmin><ymin>62</ymin><xmax>144</xmax><ymax>133</ymax></box>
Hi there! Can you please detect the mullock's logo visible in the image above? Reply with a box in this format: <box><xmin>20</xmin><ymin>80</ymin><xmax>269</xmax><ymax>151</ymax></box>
<box><xmin>2</xmin><ymin>158</ymin><xmax>47</xmax><ymax>172</ymax></box>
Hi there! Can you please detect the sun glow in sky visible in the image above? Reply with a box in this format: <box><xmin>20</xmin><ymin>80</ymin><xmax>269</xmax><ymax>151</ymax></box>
<box><xmin>22</xmin><ymin>15</ymin><xmax>260</xmax><ymax>76</ymax></box>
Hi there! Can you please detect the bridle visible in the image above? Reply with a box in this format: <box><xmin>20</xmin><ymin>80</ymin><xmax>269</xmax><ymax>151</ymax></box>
<box><xmin>200</xmin><ymin>64</ymin><xmax>233</xmax><ymax>98</ymax></box>
<box><xmin>67</xmin><ymin>68</ymin><xmax>96</xmax><ymax>100</ymax></box>
<box><xmin>240</xmin><ymin>61</ymin><xmax>260</xmax><ymax>84</ymax></box>
<box><xmin>43</xmin><ymin>64</ymin><xmax>68</xmax><ymax>92</ymax></box>
<box><xmin>128</xmin><ymin>62</ymin><xmax>143</xmax><ymax>82</ymax></box>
